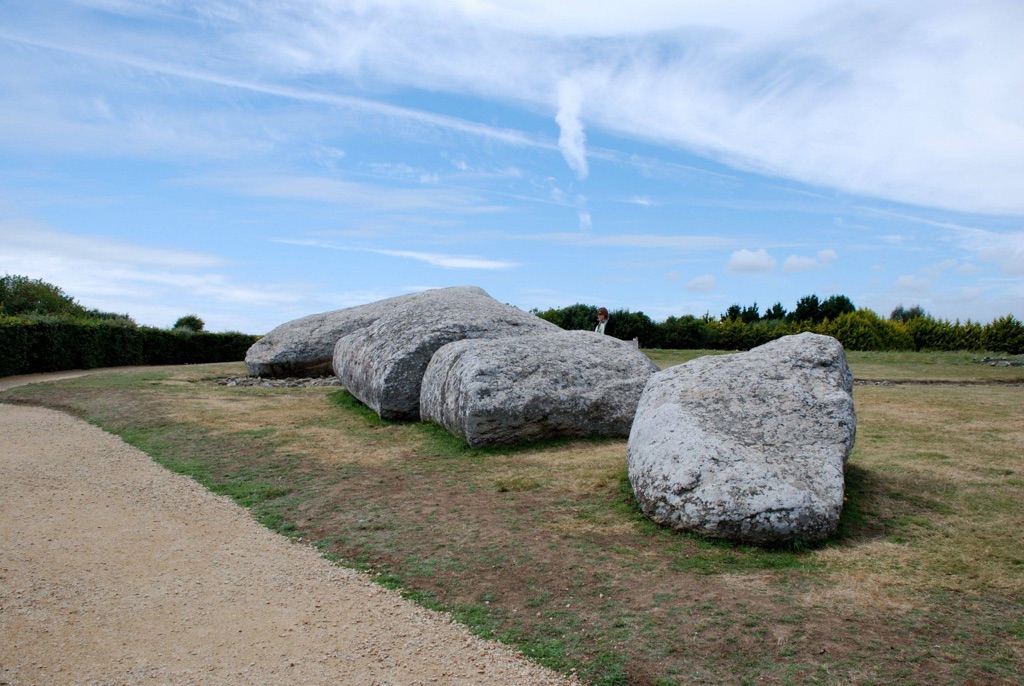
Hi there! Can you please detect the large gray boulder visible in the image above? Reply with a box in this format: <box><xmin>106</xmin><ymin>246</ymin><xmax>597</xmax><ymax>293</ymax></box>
<box><xmin>627</xmin><ymin>333</ymin><xmax>856</xmax><ymax>544</ymax></box>
<box><xmin>420</xmin><ymin>331</ymin><xmax>659</xmax><ymax>447</ymax></box>
<box><xmin>244</xmin><ymin>292</ymin><xmax>423</xmax><ymax>378</ymax></box>
<box><xmin>333</xmin><ymin>287</ymin><xmax>559</xmax><ymax>420</ymax></box>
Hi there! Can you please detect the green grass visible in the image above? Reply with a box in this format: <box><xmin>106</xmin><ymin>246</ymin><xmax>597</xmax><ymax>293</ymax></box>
<box><xmin>2</xmin><ymin>355</ymin><xmax>1022</xmax><ymax>685</ymax></box>
<box><xmin>645</xmin><ymin>347</ymin><xmax>1024</xmax><ymax>381</ymax></box>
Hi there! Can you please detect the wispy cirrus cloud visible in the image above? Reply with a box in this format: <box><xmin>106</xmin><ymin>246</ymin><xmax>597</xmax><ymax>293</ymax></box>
<box><xmin>274</xmin><ymin>239</ymin><xmax>519</xmax><ymax>270</ymax></box>
<box><xmin>199</xmin><ymin>0</ymin><xmax>1023</xmax><ymax>215</ymax></box>
<box><xmin>0</xmin><ymin>219</ymin><xmax>302</xmax><ymax>329</ymax></box>
<box><xmin>950</xmin><ymin>227</ymin><xmax>1024</xmax><ymax>276</ymax></box>
<box><xmin>186</xmin><ymin>175</ymin><xmax>508</xmax><ymax>213</ymax></box>
<box><xmin>0</xmin><ymin>219</ymin><xmax>226</xmax><ymax>269</ymax></box>
<box><xmin>556</xmin><ymin>79</ymin><xmax>588</xmax><ymax>179</ymax></box>
<box><xmin>516</xmin><ymin>232</ymin><xmax>732</xmax><ymax>250</ymax></box>
<box><xmin>6</xmin><ymin>2</ymin><xmax>1020</xmax><ymax>213</ymax></box>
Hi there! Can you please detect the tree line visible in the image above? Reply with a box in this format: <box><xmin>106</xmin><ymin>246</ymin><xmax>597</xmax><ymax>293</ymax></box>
<box><xmin>532</xmin><ymin>296</ymin><xmax>1023</xmax><ymax>355</ymax></box>
<box><xmin>3</xmin><ymin>275</ymin><xmax>1021</xmax><ymax>358</ymax></box>
<box><xmin>0</xmin><ymin>274</ymin><xmax>207</xmax><ymax>331</ymax></box>
<box><xmin>0</xmin><ymin>275</ymin><xmax>257</xmax><ymax>377</ymax></box>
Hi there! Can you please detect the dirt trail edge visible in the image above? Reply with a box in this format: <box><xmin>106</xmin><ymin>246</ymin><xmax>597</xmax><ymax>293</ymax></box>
<box><xmin>1</xmin><ymin>384</ymin><xmax>575</xmax><ymax>685</ymax></box>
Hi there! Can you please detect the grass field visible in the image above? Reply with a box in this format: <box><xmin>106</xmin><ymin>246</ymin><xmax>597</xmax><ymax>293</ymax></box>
<box><xmin>2</xmin><ymin>350</ymin><xmax>1022</xmax><ymax>685</ymax></box>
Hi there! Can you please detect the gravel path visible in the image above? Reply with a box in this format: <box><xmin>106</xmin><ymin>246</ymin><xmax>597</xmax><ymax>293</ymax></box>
<box><xmin>0</xmin><ymin>372</ymin><xmax>575</xmax><ymax>685</ymax></box>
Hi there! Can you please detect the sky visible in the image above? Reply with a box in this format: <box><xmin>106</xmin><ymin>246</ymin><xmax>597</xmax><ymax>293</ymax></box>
<box><xmin>0</xmin><ymin>0</ymin><xmax>1021</xmax><ymax>334</ymax></box>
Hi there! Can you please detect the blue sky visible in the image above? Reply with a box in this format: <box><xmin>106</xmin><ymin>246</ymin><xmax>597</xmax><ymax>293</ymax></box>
<box><xmin>1</xmin><ymin>0</ymin><xmax>1021</xmax><ymax>334</ymax></box>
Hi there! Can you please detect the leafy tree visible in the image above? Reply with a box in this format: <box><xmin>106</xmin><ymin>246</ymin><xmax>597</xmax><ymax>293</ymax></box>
<box><xmin>0</xmin><ymin>274</ymin><xmax>84</xmax><ymax>317</ymax></box>
<box><xmin>609</xmin><ymin>308</ymin><xmax>660</xmax><ymax>347</ymax></box>
<box><xmin>819</xmin><ymin>294</ymin><xmax>856</xmax><ymax>321</ymax></box>
<box><xmin>83</xmin><ymin>308</ymin><xmax>137</xmax><ymax>327</ymax></box>
<box><xmin>532</xmin><ymin>303</ymin><xmax>597</xmax><ymax>331</ymax></box>
<box><xmin>722</xmin><ymin>303</ymin><xmax>759</xmax><ymax>324</ymax></box>
<box><xmin>173</xmin><ymin>314</ymin><xmax>205</xmax><ymax>332</ymax></box>
<box><xmin>764</xmin><ymin>302</ymin><xmax>787</xmax><ymax>320</ymax></box>
<box><xmin>789</xmin><ymin>294</ymin><xmax>821</xmax><ymax>323</ymax></box>
<box><xmin>740</xmin><ymin>303</ymin><xmax>760</xmax><ymax>324</ymax></box>
<box><xmin>661</xmin><ymin>315</ymin><xmax>705</xmax><ymax>349</ymax></box>
<box><xmin>890</xmin><ymin>304</ymin><xmax>927</xmax><ymax>322</ymax></box>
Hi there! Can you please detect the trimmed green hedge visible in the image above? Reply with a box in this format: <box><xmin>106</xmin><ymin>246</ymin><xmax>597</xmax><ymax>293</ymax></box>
<box><xmin>0</xmin><ymin>318</ymin><xmax>258</xmax><ymax>377</ymax></box>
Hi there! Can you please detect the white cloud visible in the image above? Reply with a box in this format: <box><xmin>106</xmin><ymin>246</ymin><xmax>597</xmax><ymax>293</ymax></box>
<box><xmin>213</xmin><ymin>0</ymin><xmax>1021</xmax><ymax>214</ymax></box>
<box><xmin>556</xmin><ymin>79</ymin><xmax>589</xmax><ymax>179</ymax></box>
<box><xmin>782</xmin><ymin>248</ymin><xmax>838</xmax><ymax>273</ymax></box>
<box><xmin>686</xmin><ymin>274</ymin><xmax>716</xmax><ymax>292</ymax></box>
<box><xmin>782</xmin><ymin>255</ymin><xmax>817</xmax><ymax>273</ymax></box>
<box><xmin>627</xmin><ymin>196</ymin><xmax>657</xmax><ymax>207</ymax></box>
<box><xmin>273</xmin><ymin>239</ymin><xmax>518</xmax><ymax>270</ymax></box>
<box><xmin>727</xmin><ymin>249</ymin><xmax>776</xmax><ymax>273</ymax></box>
<box><xmin>956</xmin><ymin>262</ymin><xmax>981</xmax><ymax>275</ymax></box>
<box><xmin>951</xmin><ymin>227</ymin><xmax>1024</xmax><ymax>276</ymax></box>
<box><xmin>371</xmin><ymin>249</ymin><xmax>518</xmax><ymax>270</ymax></box>
<box><xmin>187</xmin><ymin>174</ymin><xmax>508</xmax><ymax>213</ymax></box>
<box><xmin>518</xmin><ymin>232</ymin><xmax>732</xmax><ymax>250</ymax></box>
<box><xmin>0</xmin><ymin>220</ymin><xmax>300</xmax><ymax>330</ymax></box>
<box><xmin>6</xmin><ymin>2</ymin><xmax>1021</xmax><ymax>213</ymax></box>
<box><xmin>0</xmin><ymin>219</ymin><xmax>225</xmax><ymax>269</ymax></box>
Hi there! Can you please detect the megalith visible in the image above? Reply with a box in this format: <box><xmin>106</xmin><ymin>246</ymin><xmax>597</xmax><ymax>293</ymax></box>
<box><xmin>627</xmin><ymin>333</ymin><xmax>856</xmax><ymax>544</ymax></box>
<box><xmin>244</xmin><ymin>291</ymin><xmax>423</xmax><ymax>378</ymax></box>
<box><xmin>333</xmin><ymin>287</ymin><xmax>559</xmax><ymax>420</ymax></box>
<box><xmin>420</xmin><ymin>330</ymin><xmax>659</xmax><ymax>447</ymax></box>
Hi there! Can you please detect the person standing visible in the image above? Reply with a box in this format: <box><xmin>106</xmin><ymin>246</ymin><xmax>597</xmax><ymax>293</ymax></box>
<box><xmin>595</xmin><ymin>307</ymin><xmax>610</xmax><ymax>334</ymax></box>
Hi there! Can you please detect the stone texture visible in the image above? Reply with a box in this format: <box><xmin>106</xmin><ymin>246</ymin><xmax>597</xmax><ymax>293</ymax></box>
<box><xmin>420</xmin><ymin>331</ymin><xmax>659</xmax><ymax>448</ymax></box>
<box><xmin>333</xmin><ymin>287</ymin><xmax>559</xmax><ymax>420</ymax></box>
<box><xmin>627</xmin><ymin>333</ymin><xmax>856</xmax><ymax>544</ymax></box>
<box><xmin>244</xmin><ymin>292</ymin><xmax>424</xmax><ymax>378</ymax></box>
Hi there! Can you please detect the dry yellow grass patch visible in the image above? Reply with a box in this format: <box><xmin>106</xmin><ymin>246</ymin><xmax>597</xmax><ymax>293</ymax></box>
<box><xmin>483</xmin><ymin>440</ymin><xmax>627</xmax><ymax>497</ymax></box>
<box><xmin>154</xmin><ymin>377</ymin><xmax>422</xmax><ymax>468</ymax></box>
<box><xmin>817</xmin><ymin>383</ymin><xmax>1024</xmax><ymax>607</ymax></box>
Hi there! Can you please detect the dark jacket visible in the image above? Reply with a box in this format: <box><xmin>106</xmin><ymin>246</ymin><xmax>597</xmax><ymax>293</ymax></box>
<box><xmin>596</xmin><ymin>317</ymin><xmax>617</xmax><ymax>338</ymax></box>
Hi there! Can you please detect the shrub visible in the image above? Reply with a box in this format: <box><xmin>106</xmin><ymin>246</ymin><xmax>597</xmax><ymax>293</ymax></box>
<box><xmin>660</xmin><ymin>315</ymin><xmax>705</xmax><ymax>349</ymax></box>
<box><xmin>823</xmin><ymin>309</ymin><xmax>914</xmax><ymax>351</ymax></box>
<box><xmin>532</xmin><ymin>303</ymin><xmax>596</xmax><ymax>331</ymax></box>
<box><xmin>608</xmin><ymin>308</ymin><xmax>660</xmax><ymax>347</ymax></box>
<box><xmin>173</xmin><ymin>314</ymin><xmax>205</xmax><ymax>332</ymax></box>
<box><xmin>982</xmin><ymin>315</ymin><xmax>1024</xmax><ymax>355</ymax></box>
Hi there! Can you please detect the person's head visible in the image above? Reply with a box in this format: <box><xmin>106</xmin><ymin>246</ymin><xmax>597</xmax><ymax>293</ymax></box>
<box><xmin>597</xmin><ymin>307</ymin><xmax>608</xmax><ymax>321</ymax></box>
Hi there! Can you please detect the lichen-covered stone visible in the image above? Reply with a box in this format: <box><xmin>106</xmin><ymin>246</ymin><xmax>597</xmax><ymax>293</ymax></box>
<box><xmin>333</xmin><ymin>287</ymin><xmax>559</xmax><ymax>420</ymax></box>
<box><xmin>627</xmin><ymin>333</ymin><xmax>856</xmax><ymax>544</ymax></box>
<box><xmin>420</xmin><ymin>331</ymin><xmax>658</xmax><ymax>447</ymax></box>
